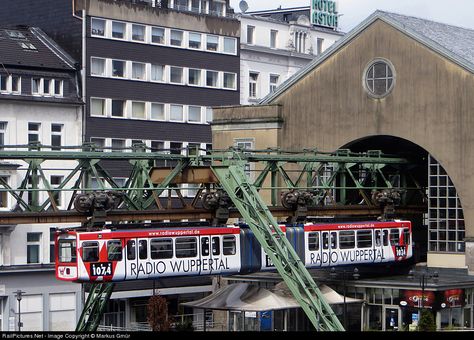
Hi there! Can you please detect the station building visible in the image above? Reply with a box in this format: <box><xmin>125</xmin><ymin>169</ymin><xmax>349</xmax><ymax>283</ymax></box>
<box><xmin>211</xmin><ymin>10</ymin><xmax>474</xmax><ymax>331</ymax></box>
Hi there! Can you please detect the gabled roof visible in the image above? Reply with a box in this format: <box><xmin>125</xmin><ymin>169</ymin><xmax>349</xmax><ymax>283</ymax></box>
<box><xmin>0</xmin><ymin>26</ymin><xmax>76</xmax><ymax>70</ymax></box>
<box><xmin>261</xmin><ymin>10</ymin><xmax>474</xmax><ymax>104</ymax></box>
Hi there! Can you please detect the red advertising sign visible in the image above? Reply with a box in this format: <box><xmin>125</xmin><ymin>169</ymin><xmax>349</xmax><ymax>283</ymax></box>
<box><xmin>403</xmin><ymin>290</ymin><xmax>436</xmax><ymax>308</ymax></box>
<box><xmin>442</xmin><ymin>289</ymin><xmax>464</xmax><ymax>308</ymax></box>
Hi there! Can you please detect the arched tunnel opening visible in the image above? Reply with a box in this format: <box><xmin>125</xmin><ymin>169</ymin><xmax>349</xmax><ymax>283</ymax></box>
<box><xmin>342</xmin><ymin>135</ymin><xmax>429</xmax><ymax>263</ymax></box>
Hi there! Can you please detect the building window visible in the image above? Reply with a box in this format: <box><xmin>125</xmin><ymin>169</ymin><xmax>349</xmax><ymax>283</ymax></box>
<box><xmin>132</xmin><ymin>24</ymin><xmax>145</xmax><ymax>42</ymax></box>
<box><xmin>132</xmin><ymin>62</ymin><xmax>146</xmax><ymax>80</ymax></box>
<box><xmin>111</xmin><ymin>139</ymin><xmax>126</xmax><ymax>152</ymax></box>
<box><xmin>188</xmin><ymin>68</ymin><xmax>201</xmax><ymax>86</ymax></box>
<box><xmin>32</xmin><ymin>78</ymin><xmax>41</xmax><ymax>94</ymax></box>
<box><xmin>223</xmin><ymin>37</ymin><xmax>236</xmax><ymax>54</ymax></box>
<box><xmin>317</xmin><ymin>38</ymin><xmax>324</xmax><ymax>55</ymax></box>
<box><xmin>295</xmin><ymin>31</ymin><xmax>307</xmax><ymax>53</ymax></box>
<box><xmin>170</xmin><ymin>30</ymin><xmax>183</xmax><ymax>47</ymax></box>
<box><xmin>188</xmin><ymin>106</ymin><xmax>201</xmax><ymax>123</ymax></box>
<box><xmin>151</xmin><ymin>103</ymin><xmax>165</xmax><ymax>120</ymax></box>
<box><xmin>206</xmin><ymin>35</ymin><xmax>219</xmax><ymax>51</ymax></box>
<box><xmin>206</xmin><ymin>107</ymin><xmax>213</xmax><ymax>123</ymax></box>
<box><xmin>270</xmin><ymin>30</ymin><xmax>278</xmax><ymax>48</ymax></box>
<box><xmin>270</xmin><ymin>74</ymin><xmax>279</xmax><ymax>93</ymax></box>
<box><xmin>170</xmin><ymin>67</ymin><xmax>183</xmax><ymax>84</ymax></box>
<box><xmin>131</xmin><ymin>101</ymin><xmax>146</xmax><ymax>119</ymax></box>
<box><xmin>223</xmin><ymin>72</ymin><xmax>236</xmax><ymax>90</ymax></box>
<box><xmin>0</xmin><ymin>74</ymin><xmax>6</xmax><ymax>92</ymax></box>
<box><xmin>247</xmin><ymin>25</ymin><xmax>255</xmax><ymax>44</ymax></box>
<box><xmin>43</xmin><ymin>79</ymin><xmax>52</xmax><ymax>96</ymax></box>
<box><xmin>111</xmin><ymin>100</ymin><xmax>126</xmax><ymax>117</ymax></box>
<box><xmin>91</xmin><ymin>18</ymin><xmax>106</xmax><ymax>37</ymax></box>
<box><xmin>0</xmin><ymin>122</ymin><xmax>6</xmax><ymax>150</ymax></box>
<box><xmin>91</xmin><ymin>57</ymin><xmax>106</xmax><ymax>76</ymax></box>
<box><xmin>112</xmin><ymin>60</ymin><xmax>126</xmax><ymax>78</ymax></box>
<box><xmin>170</xmin><ymin>142</ymin><xmax>183</xmax><ymax>155</ymax></box>
<box><xmin>364</xmin><ymin>59</ymin><xmax>395</xmax><ymax>98</ymax></box>
<box><xmin>189</xmin><ymin>32</ymin><xmax>202</xmax><ymax>49</ymax></box>
<box><xmin>54</xmin><ymin>80</ymin><xmax>63</xmax><ymax>97</ymax></box>
<box><xmin>11</xmin><ymin>76</ymin><xmax>21</xmax><ymax>93</ymax></box>
<box><xmin>249</xmin><ymin>72</ymin><xmax>259</xmax><ymax>99</ymax></box>
<box><xmin>27</xmin><ymin>232</ymin><xmax>42</xmax><ymax>263</ymax></box>
<box><xmin>151</xmin><ymin>140</ymin><xmax>165</xmax><ymax>152</ymax></box>
<box><xmin>151</xmin><ymin>64</ymin><xmax>164</xmax><ymax>82</ymax></box>
<box><xmin>90</xmin><ymin>98</ymin><xmax>106</xmax><ymax>116</ymax></box>
<box><xmin>50</xmin><ymin>175</ymin><xmax>63</xmax><ymax>207</ymax></box>
<box><xmin>51</xmin><ymin>124</ymin><xmax>63</xmax><ymax>151</ymax></box>
<box><xmin>112</xmin><ymin>21</ymin><xmax>126</xmax><ymax>39</ymax></box>
<box><xmin>151</xmin><ymin>27</ymin><xmax>165</xmax><ymax>44</ymax></box>
<box><xmin>206</xmin><ymin>70</ymin><xmax>219</xmax><ymax>87</ymax></box>
<box><xmin>28</xmin><ymin>122</ymin><xmax>41</xmax><ymax>144</ymax></box>
<box><xmin>170</xmin><ymin>104</ymin><xmax>184</xmax><ymax>121</ymax></box>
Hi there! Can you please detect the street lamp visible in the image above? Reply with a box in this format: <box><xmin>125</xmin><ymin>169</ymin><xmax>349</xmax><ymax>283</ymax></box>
<box><xmin>14</xmin><ymin>290</ymin><xmax>25</xmax><ymax>332</ymax></box>
<box><xmin>330</xmin><ymin>267</ymin><xmax>360</xmax><ymax>330</ymax></box>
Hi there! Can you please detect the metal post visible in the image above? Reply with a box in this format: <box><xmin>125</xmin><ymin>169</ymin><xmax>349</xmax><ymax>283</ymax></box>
<box><xmin>14</xmin><ymin>290</ymin><xmax>25</xmax><ymax>332</ymax></box>
<box><xmin>343</xmin><ymin>270</ymin><xmax>347</xmax><ymax>330</ymax></box>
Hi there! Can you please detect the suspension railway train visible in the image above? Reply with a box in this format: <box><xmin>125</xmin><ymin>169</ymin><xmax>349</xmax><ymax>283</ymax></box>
<box><xmin>55</xmin><ymin>220</ymin><xmax>412</xmax><ymax>283</ymax></box>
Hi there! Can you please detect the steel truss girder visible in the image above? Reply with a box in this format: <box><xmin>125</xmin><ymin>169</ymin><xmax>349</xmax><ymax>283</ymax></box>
<box><xmin>76</xmin><ymin>283</ymin><xmax>115</xmax><ymax>332</ymax></box>
<box><xmin>211</xmin><ymin>162</ymin><xmax>345</xmax><ymax>331</ymax></box>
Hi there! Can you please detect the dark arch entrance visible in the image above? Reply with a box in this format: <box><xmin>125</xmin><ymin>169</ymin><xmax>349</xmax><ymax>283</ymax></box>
<box><xmin>342</xmin><ymin>135</ymin><xmax>429</xmax><ymax>263</ymax></box>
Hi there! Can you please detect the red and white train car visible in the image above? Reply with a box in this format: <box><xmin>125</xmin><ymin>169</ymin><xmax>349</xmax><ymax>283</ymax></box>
<box><xmin>55</xmin><ymin>220</ymin><xmax>412</xmax><ymax>283</ymax></box>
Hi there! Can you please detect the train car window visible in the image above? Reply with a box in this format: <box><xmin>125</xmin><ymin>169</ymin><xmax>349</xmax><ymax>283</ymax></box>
<box><xmin>83</xmin><ymin>241</ymin><xmax>99</xmax><ymax>262</ymax></box>
<box><xmin>403</xmin><ymin>228</ymin><xmax>410</xmax><ymax>245</ymax></box>
<box><xmin>127</xmin><ymin>240</ymin><xmax>136</xmax><ymax>260</ymax></box>
<box><xmin>58</xmin><ymin>239</ymin><xmax>77</xmax><ymax>263</ymax></box>
<box><xmin>330</xmin><ymin>232</ymin><xmax>337</xmax><ymax>249</ymax></box>
<box><xmin>212</xmin><ymin>237</ymin><xmax>220</xmax><ymax>256</ymax></box>
<box><xmin>383</xmin><ymin>230</ymin><xmax>389</xmax><ymax>246</ymax></box>
<box><xmin>107</xmin><ymin>240</ymin><xmax>123</xmax><ymax>261</ymax></box>
<box><xmin>375</xmin><ymin>230</ymin><xmax>382</xmax><ymax>246</ymax></box>
<box><xmin>339</xmin><ymin>231</ymin><xmax>355</xmax><ymax>249</ymax></box>
<box><xmin>223</xmin><ymin>236</ymin><xmax>236</xmax><ymax>255</ymax></box>
<box><xmin>308</xmin><ymin>232</ymin><xmax>319</xmax><ymax>251</ymax></box>
<box><xmin>139</xmin><ymin>240</ymin><xmax>148</xmax><ymax>259</ymax></box>
<box><xmin>322</xmin><ymin>232</ymin><xmax>329</xmax><ymax>250</ymax></box>
<box><xmin>201</xmin><ymin>237</ymin><xmax>210</xmax><ymax>256</ymax></box>
<box><xmin>175</xmin><ymin>237</ymin><xmax>197</xmax><ymax>258</ymax></box>
<box><xmin>151</xmin><ymin>239</ymin><xmax>173</xmax><ymax>259</ymax></box>
<box><xmin>357</xmin><ymin>230</ymin><xmax>372</xmax><ymax>248</ymax></box>
<box><xmin>390</xmin><ymin>229</ymin><xmax>400</xmax><ymax>246</ymax></box>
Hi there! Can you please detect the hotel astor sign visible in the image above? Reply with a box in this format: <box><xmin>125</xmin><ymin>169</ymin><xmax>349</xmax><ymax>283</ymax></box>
<box><xmin>311</xmin><ymin>0</ymin><xmax>339</xmax><ymax>29</ymax></box>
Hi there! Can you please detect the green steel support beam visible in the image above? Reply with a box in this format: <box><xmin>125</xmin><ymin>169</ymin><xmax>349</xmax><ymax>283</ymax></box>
<box><xmin>76</xmin><ymin>283</ymin><xmax>115</xmax><ymax>332</ymax></box>
<box><xmin>211</xmin><ymin>161</ymin><xmax>345</xmax><ymax>331</ymax></box>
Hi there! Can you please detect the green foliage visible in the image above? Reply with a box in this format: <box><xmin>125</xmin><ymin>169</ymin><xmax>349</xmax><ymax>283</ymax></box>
<box><xmin>418</xmin><ymin>309</ymin><xmax>436</xmax><ymax>331</ymax></box>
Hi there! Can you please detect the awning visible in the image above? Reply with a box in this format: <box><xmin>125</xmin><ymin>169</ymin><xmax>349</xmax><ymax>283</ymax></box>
<box><xmin>181</xmin><ymin>282</ymin><xmax>363</xmax><ymax>312</ymax></box>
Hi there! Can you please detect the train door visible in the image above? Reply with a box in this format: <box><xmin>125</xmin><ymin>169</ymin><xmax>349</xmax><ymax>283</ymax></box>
<box><xmin>106</xmin><ymin>239</ymin><xmax>125</xmax><ymax>281</ymax></box>
<box><xmin>125</xmin><ymin>238</ymin><xmax>138</xmax><ymax>280</ymax></box>
<box><xmin>174</xmin><ymin>236</ymin><xmax>200</xmax><ymax>276</ymax></box>
<box><xmin>321</xmin><ymin>231</ymin><xmax>337</xmax><ymax>267</ymax></box>
<box><xmin>199</xmin><ymin>235</ymin><xmax>222</xmax><ymax>276</ymax></box>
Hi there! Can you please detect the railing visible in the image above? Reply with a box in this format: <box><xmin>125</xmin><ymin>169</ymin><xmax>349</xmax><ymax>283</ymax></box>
<box><xmin>97</xmin><ymin>322</ymin><xmax>152</xmax><ymax>332</ymax></box>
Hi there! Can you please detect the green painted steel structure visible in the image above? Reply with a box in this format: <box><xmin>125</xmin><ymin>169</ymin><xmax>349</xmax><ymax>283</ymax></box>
<box><xmin>0</xmin><ymin>145</ymin><xmax>424</xmax><ymax>331</ymax></box>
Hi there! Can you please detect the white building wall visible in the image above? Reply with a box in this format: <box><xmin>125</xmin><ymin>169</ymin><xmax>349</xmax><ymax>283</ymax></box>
<box><xmin>239</xmin><ymin>14</ymin><xmax>343</xmax><ymax>105</ymax></box>
<box><xmin>0</xmin><ymin>100</ymin><xmax>83</xmax><ymax>331</ymax></box>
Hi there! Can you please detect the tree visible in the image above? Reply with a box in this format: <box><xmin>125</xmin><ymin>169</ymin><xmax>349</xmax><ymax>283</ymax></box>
<box><xmin>147</xmin><ymin>295</ymin><xmax>172</xmax><ymax>331</ymax></box>
<box><xmin>418</xmin><ymin>309</ymin><xmax>436</xmax><ymax>331</ymax></box>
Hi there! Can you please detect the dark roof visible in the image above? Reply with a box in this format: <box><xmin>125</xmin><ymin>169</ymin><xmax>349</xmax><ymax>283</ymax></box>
<box><xmin>0</xmin><ymin>26</ymin><xmax>76</xmax><ymax>70</ymax></box>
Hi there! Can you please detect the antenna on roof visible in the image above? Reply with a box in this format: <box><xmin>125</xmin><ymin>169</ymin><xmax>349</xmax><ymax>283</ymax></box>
<box><xmin>239</xmin><ymin>0</ymin><xmax>249</xmax><ymax>13</ymax></box>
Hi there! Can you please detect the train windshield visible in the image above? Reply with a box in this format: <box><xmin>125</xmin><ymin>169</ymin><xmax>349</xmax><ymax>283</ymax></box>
<box><xmin>58</xmin><ymin>239</ymin><xmax>77</xmax><ymax>263</ymax></box>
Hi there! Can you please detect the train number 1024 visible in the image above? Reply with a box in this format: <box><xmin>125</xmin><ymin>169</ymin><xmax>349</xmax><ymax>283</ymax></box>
<box><xmin>90</xmin><ymin>262</ymin><xmax>112</xmax><ymax>276</ymax></box>
<box><xmin>395</xmin><ymin>246</ymin><xmax>407</xmax><ymax>257</ymax></box>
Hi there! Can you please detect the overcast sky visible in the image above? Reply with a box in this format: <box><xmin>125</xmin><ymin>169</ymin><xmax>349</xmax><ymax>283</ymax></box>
<box><xmin>230</xmin><ymin>0</ymin><xmax>474</xmax><ymax>32</ymax></box>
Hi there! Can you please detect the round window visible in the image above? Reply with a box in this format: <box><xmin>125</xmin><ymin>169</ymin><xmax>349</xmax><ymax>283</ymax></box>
<box><xmin>363</xmin><ymin>59</ymin><xmax>395</xmax><ymax>98</ymax></box>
